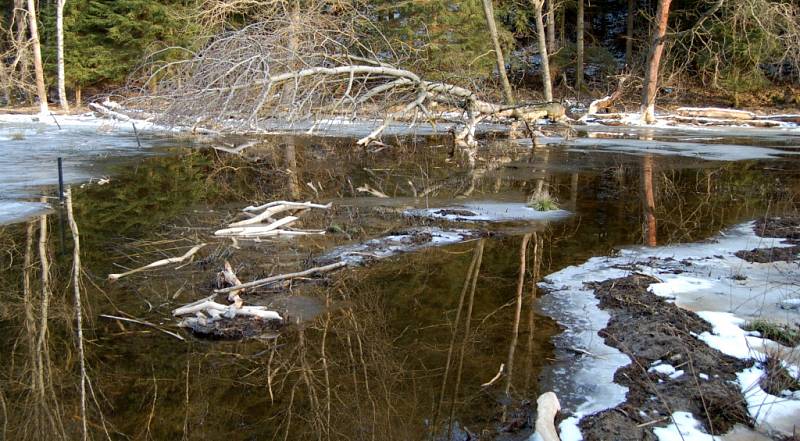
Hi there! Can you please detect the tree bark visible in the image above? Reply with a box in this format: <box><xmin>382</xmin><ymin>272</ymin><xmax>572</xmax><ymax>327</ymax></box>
<box><xmin>640</xmin><ymin>0</ymin><xmax>672</xmax><ymax>123</ymax></box>
<box><xmin>625</xmin><ymin>0</ymin><xmax>635</xmax><ymax>65</ymax></box>
<box><xmin>575</xmin><ymin>0</ymin><xmax>584</xmax><ymax>91</ymax></box>
<box><xmin>546</xmin><ymin>0</ymin><xmax>556</xmax><ymax>54</ymax></box>
<box><xmin>26</xmin><ymin>0</ymin><xmax>48</xmax><ymax>114</ymax></box>
<box><xmin>75</xmin><ymin>85</ymin><xmax>81</xmax><ymax>106</ymax></box>
<box><xmin>56</xmin><ymin>0</ymin><xmax>69</xmax><ymax>111</ymax></box>
<box><xmin>532</xmin><ymin>0</ymin><xmax>553</xmax><ymax>101</ymax></box>
<box><xmin>481</xmin><ymin>0</ymin><xmax>515</xmax><ymax>104</ymax></box>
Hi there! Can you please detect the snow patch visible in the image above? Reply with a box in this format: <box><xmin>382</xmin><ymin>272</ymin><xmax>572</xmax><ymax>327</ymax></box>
<box><xmin>406</xmin><ymin>202</ymin><xmax>572</xmax><ymax>222</ymax></box>
<box><xmin>653</xmin><ymin>412</ymin><xmax>720</xmax><ymax>441</ymax></box>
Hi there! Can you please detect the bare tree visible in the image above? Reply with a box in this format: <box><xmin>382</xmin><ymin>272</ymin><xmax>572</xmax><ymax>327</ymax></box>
<box><xmin>531</xmin><ymin>0</ymin><xmax>553</xmax><ymax>101</ymax></box>
<box><xmin>575</xmin><ymin>0</ymin><xmax>584</xmax><ymax>91</ymax></box>
<box><xmin>56</xmin><ymin>0</ymin><xmax>69</xmax><ymax>111</ymax></box>
<box><xmin>26</xmin><ymin>0</ymin><xmax>48</xmax><ymax>114</ymax></box>
<box><xmin>640</xmin><ymin>0</ymin><xmax>672</xmax><ymax>122</ymax></box>
<box><xmin>480</xmin><ymin>0</ymin><xmax>515</xmax><ymax>104</ymax></box>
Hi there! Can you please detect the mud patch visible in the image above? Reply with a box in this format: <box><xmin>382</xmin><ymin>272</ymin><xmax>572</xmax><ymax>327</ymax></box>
<box><xmin>579</xmin><ymin>274</ymin><xmax>753</xmax><ymax>440</ymax></box>
<box><xmin>734</xmin><ymin>245</ymin><xmax>800</xmax><ymax>263</ymax></box>
<box><xmin>183</xmin><ymin>315</ymin><xmax>282</xmax><ymax>339</ymax></box>
<box><xmin>754</xmin><ymin>217</ymin><xmax>800</xmax><ymax>243</ymax></box>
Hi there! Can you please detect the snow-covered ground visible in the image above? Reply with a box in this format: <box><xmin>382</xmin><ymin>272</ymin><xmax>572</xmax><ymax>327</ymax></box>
<box><xmin>0</xmin><ymin>113</ymin><xmax>170</xmax><ymax>225</ymax></box>
<box><xmin>536</xmin><ymin>221</ymin><xmax>800</xmax><ymax>440</ymax></box>
<box><xmin>520</xmin><ymin>123</ymin><xmax>800</xmax><ymax>161</ymax></box>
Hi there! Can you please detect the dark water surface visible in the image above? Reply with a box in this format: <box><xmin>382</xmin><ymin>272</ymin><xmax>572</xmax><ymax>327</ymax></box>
<box><xmin>0</xmin><ymin>132</ymin><xmax>798</xmax><ymax>440</ymax></box>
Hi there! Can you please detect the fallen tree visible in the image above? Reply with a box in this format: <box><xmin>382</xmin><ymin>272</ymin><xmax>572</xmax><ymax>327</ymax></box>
<box><xmin>127</xmin><ymin>13</ymin><xmax>565</xmax><ymax>146</ymax></box>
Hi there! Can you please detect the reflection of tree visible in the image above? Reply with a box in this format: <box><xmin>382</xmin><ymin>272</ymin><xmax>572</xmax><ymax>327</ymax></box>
<box><xmin>501</xmin><ymin>234</ymin><xmax>530</xmax><ymax>422</ymax></box>
<box><xmin>641</xmin><ymin>155</ymin><xmax>657</xmax><ymax>246</ymax></box>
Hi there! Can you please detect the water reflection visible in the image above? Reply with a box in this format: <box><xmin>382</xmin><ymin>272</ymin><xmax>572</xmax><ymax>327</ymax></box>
<box><xmin>0</xmin><ymin>134</ymin><xmax>798</xmax><ymax>440</ymax></box>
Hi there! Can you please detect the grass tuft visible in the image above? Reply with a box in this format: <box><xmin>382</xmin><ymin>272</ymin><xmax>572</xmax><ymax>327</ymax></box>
<box><xmin>745</xmin><ymin>319</ymin><xmax>800</xmax><ymax>346</ymax></box>
<box><xmin>527</xmin><ymin>193</ymin><xmax>559</xmax><ymax>211</ymax></box>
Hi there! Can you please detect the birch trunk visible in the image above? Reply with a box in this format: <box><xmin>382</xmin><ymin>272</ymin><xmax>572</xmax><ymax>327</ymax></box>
<box><xmin>27</xmin><ymin>0</ymin><xmax>48</xmax><ymax>114</ymax></box>
<box><xmin>640</xmin><ymin>0</ymin><xmax>672</xmax><ymax>123</ymax></box>
<box><xmin>56</xmin><ymin>0</ymin><xmax>69</xmax><ymax>111</ymax></box>
<box><xmin>532</xmin><ymin>0</ymin><xmax>553</xmax><ymax>101</ymax></box>
<box><xmin>481</xmin><ymin>0</ymin><xmax>515</xmax><ymax>104</ymax></box>
<box><xmin>575</xmin><ymin>0</ymin><xmax>584</xmax><ymax>91</ymax></box>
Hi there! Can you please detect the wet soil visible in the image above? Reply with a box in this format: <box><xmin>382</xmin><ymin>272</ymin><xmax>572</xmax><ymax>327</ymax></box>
<box><xmin>183</xmin><ymin>314</ymin><xmax>283</xmax><ymax>339</ymax></box>
<box><xmin>735</xmin><ymin>245</ymin><xmax>800</xmax><ymax>263</ymax></box>
<box><xmin>579</xmin><ymin>274</ymin><xmax>753</xmax><ymax>440</ymax></box>
<box><xmin>755</xmin><ymin>217</ymin><xmax>800</xmax><ymax>244</ymax></box>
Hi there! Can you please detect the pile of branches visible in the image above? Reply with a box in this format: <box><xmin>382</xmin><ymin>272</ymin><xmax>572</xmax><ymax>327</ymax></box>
<box><xmin>128</xmin><ymin>11</ymin><xmax>564</xmax><ymax>145</ymax></box>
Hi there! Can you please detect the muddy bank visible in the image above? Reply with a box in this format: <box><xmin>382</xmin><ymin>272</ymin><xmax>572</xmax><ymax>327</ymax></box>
<box><xmin>579</xmin><ymin>274</ymin><xmax>752</xmax><ymax>440</ymax></box>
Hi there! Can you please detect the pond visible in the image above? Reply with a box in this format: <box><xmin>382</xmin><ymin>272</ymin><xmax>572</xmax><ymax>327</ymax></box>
<box><xmin>0</xmin><ymin>122</ymin><xmax>798</xmax><ymax>440</ymax></box>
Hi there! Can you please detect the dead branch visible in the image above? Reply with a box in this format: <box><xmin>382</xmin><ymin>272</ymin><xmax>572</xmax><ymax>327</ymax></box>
<box><xmin>218</xmin><ymin>260</ymin><xmax>244</xmax><ymax>306</ymax></box>
<box><xmin>214</xmin><ymin>261</ymin><xmax>348</xmax><ymax>294</ymax></box>
<box><xmin>107</xmin><ymin>243</ymin><xmax>206</xmax><ymax>281</ymax></box>
<box><xmin>172</xmin><ymin>300</ymin><xmax>282</xmax><ymax>321</ymax></box>
<box><xmin>99</xmin><ymin>314</ymin><xmax>185</xmax><ymax>341</ymax></box>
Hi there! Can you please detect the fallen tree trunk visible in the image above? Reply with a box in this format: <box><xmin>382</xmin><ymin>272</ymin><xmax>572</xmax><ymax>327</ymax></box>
<box><xmin>675</xmin><ymin>107</ymin><xmax>756</xmax><ymax>120</ymax></box>
<box><xmin>134</xmin><ymin>16</ymin><xmax>566</xmax><ymax>146</ymax></box>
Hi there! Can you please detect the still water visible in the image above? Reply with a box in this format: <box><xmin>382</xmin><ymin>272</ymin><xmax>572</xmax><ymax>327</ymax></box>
<box><xmin>0</xmin><ymin>126</ymin><xmax>798</xmax><ymax>440</ymax></box>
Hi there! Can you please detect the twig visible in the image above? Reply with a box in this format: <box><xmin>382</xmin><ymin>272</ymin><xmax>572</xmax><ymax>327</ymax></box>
<box><xmin>481</xmin><ymin>363</ymin><xmax>505</xmax><ymax>387</ymax></box>
<box><xmin>99</xmin><ymin>314</ymin><xmax>185</xmax><ymax>341</ymax></box>
<box><xmin>213</xmin><ymin>261</ymin><xmax>348</xmax><ymax>294</ymax></box>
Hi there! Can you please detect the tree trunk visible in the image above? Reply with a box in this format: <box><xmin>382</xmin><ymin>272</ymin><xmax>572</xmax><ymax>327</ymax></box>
<box><xmin>56</xmin><ymin>0</ymin><xmax>69</xmax><ymax>111</ymax></box>
<box><xmin>481</xmin><ymin>0</ymin><xmax>515</xmax><ymax>104</ymax></box>
<box><xmin>11</xmin><ymin>0</ymin><xmax>30</xmax><ymax>104</ymax></box>
<box><xmin>625</xmin><ymin>0</ymin><xmax>635</xmax><ymax>65</ymax></box>
<box><xmin>27</xmin><ymin>0</ymin><xmax>48</xmax><ymax>114</ymax></box>
<box><xmin>546</xmin><ymin>0</ymin><xmax>556</xmax><ymax>54</ymax></box>
<box><xmin>532</xmin><ymin>0</ymin><xmax>553</xmax><ymax>101</ymax></box>
<box><xmin>640</xmin><ymin>0</ymin><xmax>672</xmax><ymax>123</ymax></box>
<box><xmin>575</xmin><ymin>0</ymin><xmax>584</xmax><ymax>91</ymax></box>
<box><xmin>75</xmin><ymin>85</ymin><xmax>81</xmax><ymax>107</ymax></box>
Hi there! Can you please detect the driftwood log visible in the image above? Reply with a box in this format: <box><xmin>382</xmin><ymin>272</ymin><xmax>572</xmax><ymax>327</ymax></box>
<box><xmin>215</xmin><ymin>200</ymin><xmax>331</xmax><ymax>238</ymax></box>
<box><xmin>533</xmin><ymin>392</ymin><xmax>561</xmax><ymax>441</ymax></box>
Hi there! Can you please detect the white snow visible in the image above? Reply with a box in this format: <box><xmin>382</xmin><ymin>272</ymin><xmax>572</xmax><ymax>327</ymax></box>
<box><xmin>653</xmin><ymin>412</ymin><xmax>720</xmax><ymax>441</ymax></box>
<box><xmin>406</xmin><ymin>202</ymin><xmax>572</xmax><ymax>222</ymax></box>
<box><xmin>648</xmin><ymin>362</ymin><xmax>684</xmax><ymax>379</ymax></box>
<box><xmin>738</xmin><ymin>366</ymin><xmax>800</xmax><ymax>436</ymax></box>
<box><xmin>536</xmin><ymin>261</ymin><xmax>631</xmax><ymax>441</ymax></box>
<box><xmin>317</xmin><ymin>227</ymin><xmax>475</xmax><ymax>265</ymax></box>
